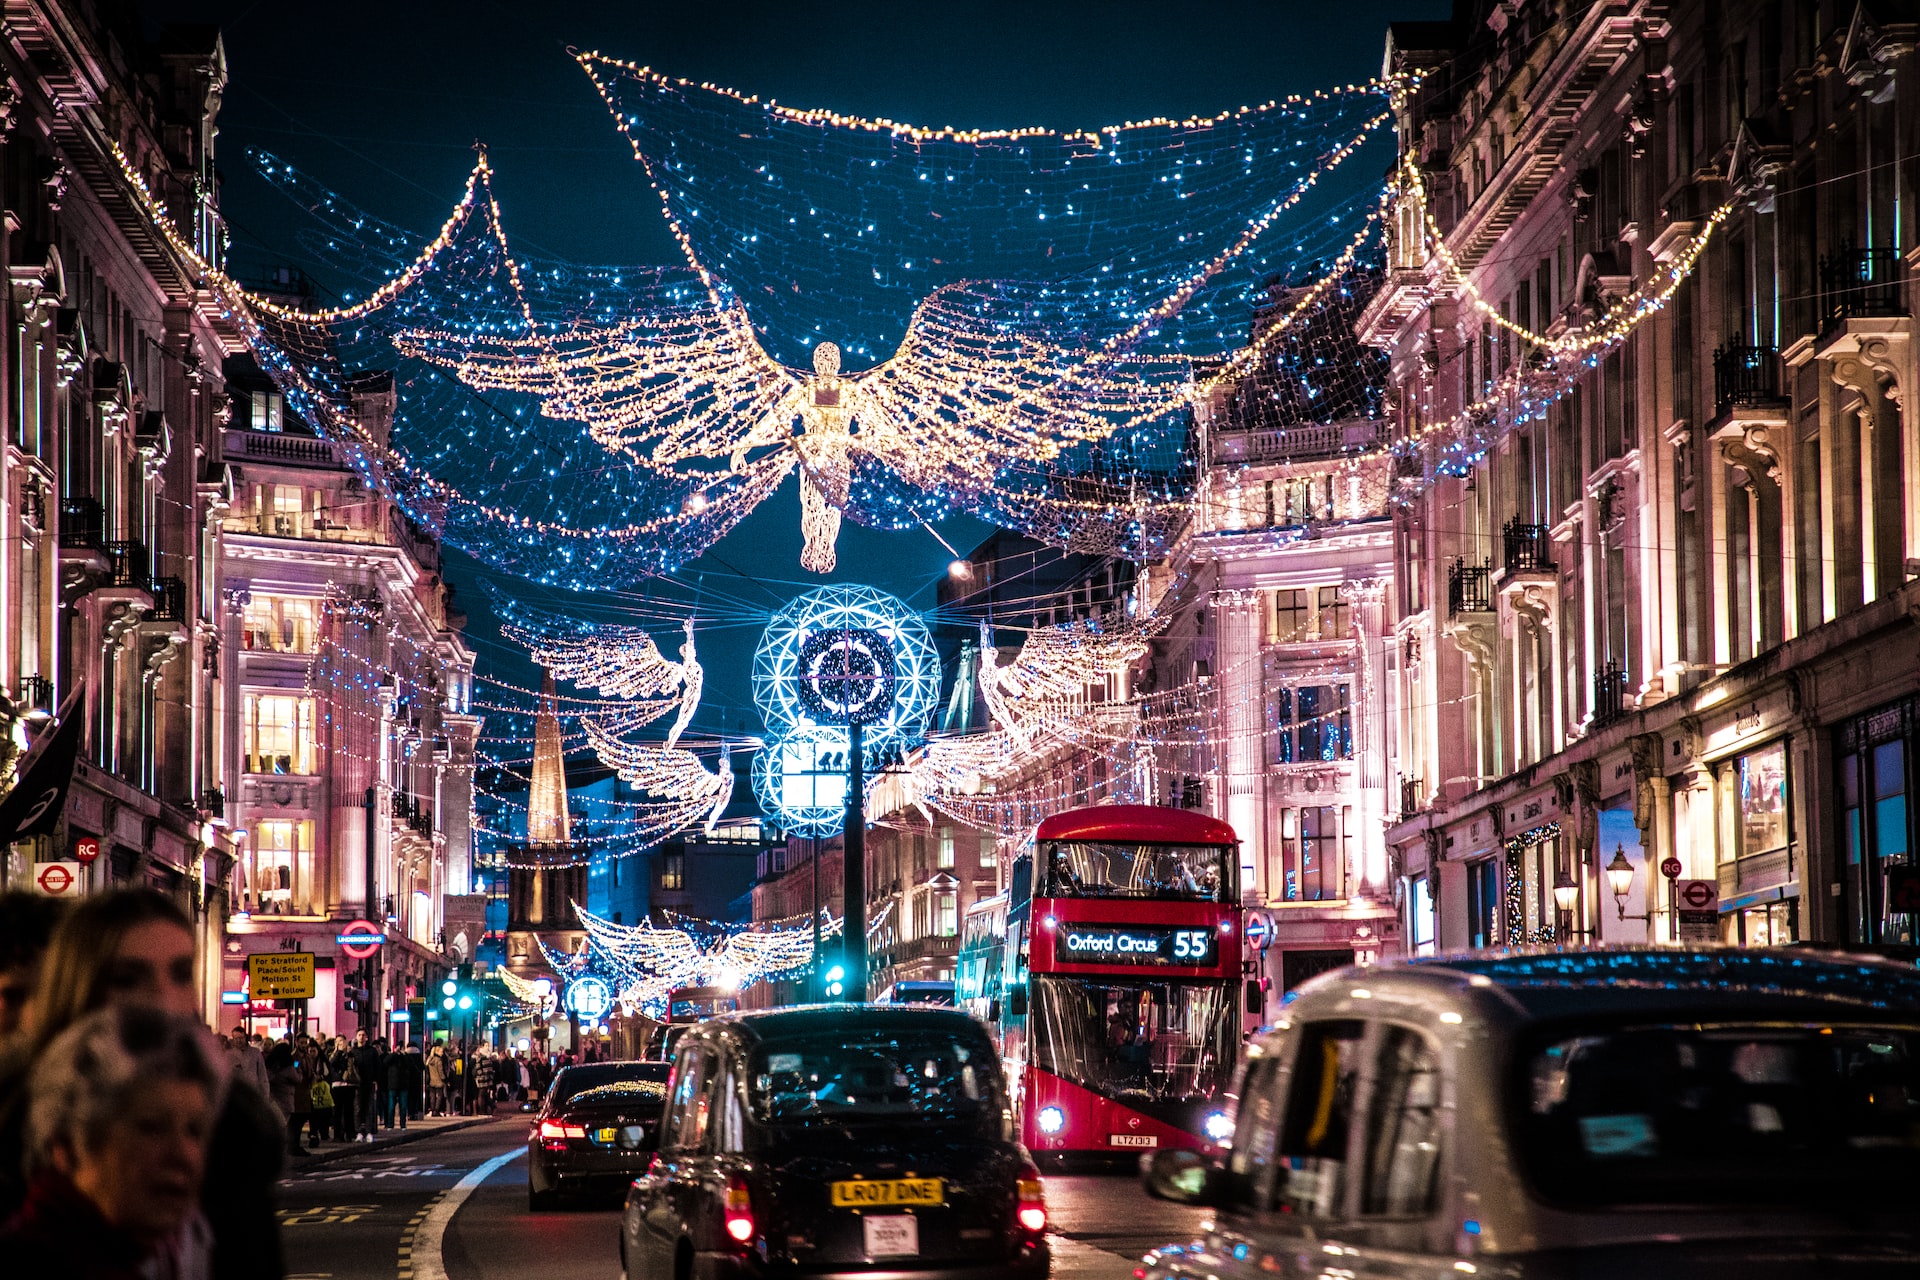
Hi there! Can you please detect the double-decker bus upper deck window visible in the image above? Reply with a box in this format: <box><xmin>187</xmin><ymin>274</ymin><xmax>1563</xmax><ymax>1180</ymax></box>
<box><xmin>1043</xmin><ymin>841</ymin><xmax>1231</xmax><ymax>902</ymax></box>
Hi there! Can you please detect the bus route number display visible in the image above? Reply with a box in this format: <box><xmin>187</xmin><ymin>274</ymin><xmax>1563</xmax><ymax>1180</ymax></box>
<box><xmin>1058</xmin><ymin>924</ymin><xmax>1218</xmax><ymax>967</ymax></box>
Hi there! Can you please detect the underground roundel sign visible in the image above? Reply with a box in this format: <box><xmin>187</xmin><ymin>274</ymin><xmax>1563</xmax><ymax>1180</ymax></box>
<box><xmin>796</xmin><ymin>627</ymin><xmax>897</xmax><ymax>727</ymax></box>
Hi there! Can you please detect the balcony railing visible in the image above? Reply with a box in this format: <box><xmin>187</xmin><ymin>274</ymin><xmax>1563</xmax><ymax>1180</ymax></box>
<box><xmin>17</xmin><ymin>676</ymin><xmax>54</xmax><ymax>713</ymax></box>
<box><xmin>1447</xmin><ymin>557</ymin><xmax>1493</xmax><ymax>616</ymax></box>
<box><xmin>1819</xmin><ymin>244</ymin><xmax>1905</xmax><ymax>331</ymax></box>
<box><xmin>148</xmin><ymin>575</ymin><xmax>187</xmax><ymax>622</ymax></box>
<box><xmin>1592</xmin><ymin>660</ymin><xmax>1630</xmax><ymax>728</ymax></box>
<box><xmin>1399</xmin><ymin>777</ymin><xmax>1424</xmax><ymax>821</ymax></box>
<box><xmin>1501</xmin><ymin>518</ymin><xmax>1554</xmax><ymax>575</ymax></box>
<box><xmin>1713</xmin><ymin>343</ymin><xmax>1785</xmax><ymax>413</ymax></box>
<box><xmin>200</xmin><ymin>788</ymin><xmax>226</xmax><ymax>819</ymax></box>
<box><xmin>393</xmin><ymin>791</ymin><xmax>435</xmax><ymax>836</ymax></box>
<box><xmin>59</xmin><ymin>498</ymin><xmax>104</xmax><ymax>550</ymax></box>
<box><xmin>106</xmin><ymin>540</ymin><xmax>149</xmax><ymax>589</ymax></box>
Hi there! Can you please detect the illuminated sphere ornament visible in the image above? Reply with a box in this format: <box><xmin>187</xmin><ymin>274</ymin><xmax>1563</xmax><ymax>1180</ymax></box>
<box><xmin>753</xmin><ymin>585</ymin><xmax>936</xmax><ymax>748</ymax></box>
<box><xmin>563</xmin><ymin>975</ymin><xmax>614</xmax><ymax>1021</ymax></box>
<box><xmin>751</xmin><ymin>724</ymin><xmax>863</xmax><ymax>838</ymax></box>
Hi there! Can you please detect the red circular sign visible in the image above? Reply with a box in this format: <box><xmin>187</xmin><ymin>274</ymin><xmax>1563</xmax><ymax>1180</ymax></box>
<box><xmin>339</xmin><ymin>920</ymin><xmax>385</xmax><ymax>960</ymax></box>
<box><xmin>1660</xmin><ymin>857</ymin><xmax>1683</xmax><ymax>879</ymax></box>
<box><xmin>35</xmin><ymin>863</ymin><xmax>75</xmax><ymax>895</ymax></box>
<box><xmin>73</xmin><ymin>836</ymin><xmax>100</xmax><ymax>865</ymax></box>
<box><xmin>1680</xmin><ymin>881</ymin><xmax>1716</xmax><ymax>909</ymax></box>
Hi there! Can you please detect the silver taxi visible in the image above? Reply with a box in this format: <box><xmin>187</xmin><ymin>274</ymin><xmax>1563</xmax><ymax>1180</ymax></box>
<box><xmin>1140</xmin><ymin>948</ymin><xmax>1920</xmax><ymax>1279</ymax></box>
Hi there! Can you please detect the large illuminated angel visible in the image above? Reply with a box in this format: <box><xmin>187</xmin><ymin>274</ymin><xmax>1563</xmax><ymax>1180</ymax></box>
<box><xmin>393</xmin><ymin>281</ymin><xmax>1187</xmax><ymax>572</ymax></box>
<box><xmin>977</xmin><ymin>616</ymin><xmax>1156</xmax><ymax>745</ymax></box>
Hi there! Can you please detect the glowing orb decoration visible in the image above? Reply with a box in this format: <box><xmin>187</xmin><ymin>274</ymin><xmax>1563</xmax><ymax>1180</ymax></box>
<box><xmin>751</xmin><ymin>724</ymin><xmax>863</xmax><ymax>837</ymax></box>
<box><xmin>563</xmin><ymin>975</ymin><xmax>614</xmax><ymax>1020</ymax></box>
<box><xmin>754</xmin><ymin>585</ymin><xmax>936</xmax><ymax>748</ymax></box>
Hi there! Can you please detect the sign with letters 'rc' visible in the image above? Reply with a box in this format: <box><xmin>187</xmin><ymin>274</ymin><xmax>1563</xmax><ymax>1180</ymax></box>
<box><xmin>247</xmin><ymin>952</ymin><xmax>316</xmax><ymax>1000</ymax></box>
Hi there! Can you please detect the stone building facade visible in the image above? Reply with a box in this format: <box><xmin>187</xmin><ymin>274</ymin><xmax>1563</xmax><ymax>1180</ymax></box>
<box><xmin>0</xmin><ymin>9</ymin><xmax>241</xmax><ymax>1017</ymax></box>
<box><xmin>1371</xmin><ymin>0</ymin><xmax>1920</xmax><ymax>953</ymax></box>
<box><xmin>218</xmin><ymin>354</ymin><xmax>478</xmax><ymax>1039</ymax></box>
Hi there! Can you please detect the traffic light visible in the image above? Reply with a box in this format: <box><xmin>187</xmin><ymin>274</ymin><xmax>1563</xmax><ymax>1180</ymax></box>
<box><xmin>822</xmin><ymin>961</ymin><xmax>846</xmax><ymax>1000</ymax></box>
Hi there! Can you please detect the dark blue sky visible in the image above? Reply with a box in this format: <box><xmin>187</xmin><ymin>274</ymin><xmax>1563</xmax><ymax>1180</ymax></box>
<box><xmin>143</xmin><ymin>0</ymin><xmax>1446</xmax><ymax>749</ymax></box>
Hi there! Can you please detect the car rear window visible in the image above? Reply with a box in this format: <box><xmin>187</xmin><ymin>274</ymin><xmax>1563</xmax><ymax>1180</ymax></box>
<box><xmin>551</xmin><ymin>1062</ymin><xmax>671</xmax><ymax>1110</ymax></box>
<box><xmin>1519</xmin><ymin>1023</ymin><xmax>1920</xmax><ymax>1205</ymax></box>
<box><xmin>748</xmin><ymin>1029</ymin><xmax>1005</xmax><ymax>1130</ymax></box>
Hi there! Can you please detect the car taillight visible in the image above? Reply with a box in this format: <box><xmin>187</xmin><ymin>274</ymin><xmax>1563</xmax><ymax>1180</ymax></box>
<box><xmin>1015</xmin><ymin>1160</ymin><xmax>1047</xmax><ymax>1233</ymax></box>
<box><xmin>538</xmin><ymin>1120</ymin><xmax>586</xmax><ymax>1141</ymax></box>
<box><xmin>724</xmin><ymin>1175</ymin><xmax>755</xmax><ymax>1245</ymax></box>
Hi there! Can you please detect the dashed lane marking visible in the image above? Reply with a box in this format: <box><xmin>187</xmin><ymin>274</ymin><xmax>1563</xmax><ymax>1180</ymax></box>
<box><xmin>397</xmin><ymin>1147</ymin><xmax>524</xmax><ymax>1280</ymax></box>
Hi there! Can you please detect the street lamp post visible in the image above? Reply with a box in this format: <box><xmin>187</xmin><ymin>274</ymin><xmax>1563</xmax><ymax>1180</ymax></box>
<box><xmin>1605</xmin><ymin>845</ymin><xmax>1653</xmax><ymax>923</ymax></box>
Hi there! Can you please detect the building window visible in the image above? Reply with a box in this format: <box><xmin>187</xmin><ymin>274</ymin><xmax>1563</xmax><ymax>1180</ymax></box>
<box><xmin>1839</xmin><ymin>701</ymin><xmax>1915</xmax><ymax>945</ymax></box>
<box><xmin>1270</xmin><ymin>683</ymin><xmax>1354</xmax><ymax>765</ymax></box>
<box><xmin>1317</xmin><ymin>586</ymin><xmax>1350</xmax><ymax>640</ymax></box>
<box><xmin>251</xmin><ymin>389</ymin><xmax>283</xmax><ymax>432</ymax></box>
<box><xmin>1408</xmin><ymin>875</ymin><xmax>1435</xmax><ymax>955</ymax></box>
<box><xmin>660</xmin><ymin>850</ymin><xmax>686</xmax><ymax>891</ymax></box>
<box><xmin>1277</xmin><ymin>806</ymin><xmax>1344</xmax><ymax>902</ymax></box>
<box><xmin>936</xmin><ymin>891</ymin><xmax>957</xmax><ymax>938</ymax></box>
<box><xmin>1736</xmin><ymin>740</ymin><xmax>1790</xmax><ymax>859</ymax></box>
<box><xmin>1466</xmin><ymin>858</ymin><xmax>1499</xmax><ymax>949</ymax></box>
<box><xmin>250</xmin><ymin>819</ymin><xmax>315</xmax><ymax>916</ymax></box>
<box><xmin>242</xmin><ymin>693</ymin><xmax>316</xmax><ymax>775</ymax></box>
<box><xmin>1269</xmin><ymin>589</ymin><xmax>1309</xmax><ymax>643</ymax></box>
<box><xmin>241</xmin><ymin>595</ymin><xmax>318</xmax><ymax>653</ymax></box>
<box><xmin>978</xmin><ymin>833</ymin><xmax>997</xmax><ymax>869</ymax></box>
<box><xmin>937</xmin><ymin>827</ymin><xmax>955</xmax><ymax>869</ymax></box>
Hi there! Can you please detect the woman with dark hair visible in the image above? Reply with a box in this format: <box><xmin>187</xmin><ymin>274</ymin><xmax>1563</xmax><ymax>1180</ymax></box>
<box><xmin>0</xmin><ymin>1005</ymin><xmax>224</xmax><ymax>1278</ymax></box>
<box><xmin>0</xmin><ymin>888</ymin><xmax>286</xmax><ymax>1279</ymax></box>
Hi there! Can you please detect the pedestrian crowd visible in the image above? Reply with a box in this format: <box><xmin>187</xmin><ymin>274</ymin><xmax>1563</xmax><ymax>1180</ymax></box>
<box><xmin>0</xmin><ymin>887</ymin><xmax>586</xmax><ymax>1280</ymax></box>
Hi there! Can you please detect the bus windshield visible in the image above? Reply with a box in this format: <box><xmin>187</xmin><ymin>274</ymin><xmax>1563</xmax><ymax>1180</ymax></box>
<box><xmin>1041</xmin><ymin>841</ymin><xmax>1231</xmax><ymax>902</ymax></box>
<box><xmin>1030</xmin><ymin>976</ymin><xmax>1234</xmax><ymax>1102</ymax></box>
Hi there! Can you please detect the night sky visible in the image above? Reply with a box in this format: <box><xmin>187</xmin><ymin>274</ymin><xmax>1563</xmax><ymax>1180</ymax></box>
<box><xmin>139</xmin><ymin>0</ymin><xmax>1445</xmax><ymax>755</ymax></box>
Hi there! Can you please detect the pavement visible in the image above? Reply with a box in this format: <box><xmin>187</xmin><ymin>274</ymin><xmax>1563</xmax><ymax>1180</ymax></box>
<box><xmin>288</xmin><ymin>1111</ymin><xmax>506</xmax><ymax>1169</ymax></box>
<box><xmin>275</xmin><ymin>1118</ymin><xmax>1209</xmax><ymax>1280</ymax></box>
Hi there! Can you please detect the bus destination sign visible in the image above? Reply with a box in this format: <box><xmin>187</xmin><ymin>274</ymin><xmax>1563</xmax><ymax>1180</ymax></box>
<box><xmin>1058</xmin><ymin>924</ymin><xmax>1218</xmax><ymax>967</ymax></box>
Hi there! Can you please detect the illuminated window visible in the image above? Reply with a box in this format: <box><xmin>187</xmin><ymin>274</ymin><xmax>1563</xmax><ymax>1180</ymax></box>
<box><xmin>978</xmin><ymin>832</ymin><xmax>997</xmax><ymax>869</ymax></box>
<box><xmin>241</xmin><ymin>595</ymin><xmax>318</xmax><ymax>653</ymax></box>
<box><xmin>1269</xmin><ymin>589</ymin><xmax>1309</xmax><ymax>643</ymax></box>
<box><xmin>936</xmin><ymin>891</ymin><xmax>958</xmax><ymax>938</ymax></box>
<box><xmin>262</xmin><ymin>484</ymin><xmax>305</xmax><ymax>537</ymax></box>
<box><xmin>1317</xmin><ymin>587</ymin><xmax>1351</xmax><ymax>640</ymax></box>
<box><xmin>251</xmin><ymin>390</ymin><xmax>283</xmax><ymax>432</ymax></box>
<box><xmin>251</xmin><ymin>818</ymin><xmax>315</xmax><ymax>915</ymax></box>
<box><xmin>243</xmin><ymin>693</ymin><xmax>317</xmax><ymax>774</ymax></box>
<box><xmin>660</xmin><ymin>849</ymin><xmax>686</xmax><ymax>891</ymax></box>
<box><xmin>937</xmin><ymin>827</ymin><xmax>955</xmax><ymax>869</ymax></box>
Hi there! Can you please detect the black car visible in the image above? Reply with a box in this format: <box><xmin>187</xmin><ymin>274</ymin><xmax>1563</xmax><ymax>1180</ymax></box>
<box><xmin>528</xmin><ymin>1060</ymin><xmax>672</xmax><ymax>1209</ymax></box>
<box><xmin>619</xmin><ymin>1004</ymin><xmax>1050</xmax><ymax>1280</ymax></box>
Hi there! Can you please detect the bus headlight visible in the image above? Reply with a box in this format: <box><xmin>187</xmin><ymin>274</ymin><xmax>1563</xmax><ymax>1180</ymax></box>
<box><xmin>1037</xmin><ymin>1106</ymin><xmax>1066</xmax><ymax>1135</ymax></box>
<box><xmin>1203</xmin><ymin>1111</ymin><xmax>1235</xmax><ymax>1142</ymax></box>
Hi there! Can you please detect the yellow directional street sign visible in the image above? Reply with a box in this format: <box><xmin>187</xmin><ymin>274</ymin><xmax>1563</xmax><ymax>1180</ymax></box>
<box><xmin>248</xmin><ymin>951</ymin><xmax>316</xmax><ymax>1000</ymax></box>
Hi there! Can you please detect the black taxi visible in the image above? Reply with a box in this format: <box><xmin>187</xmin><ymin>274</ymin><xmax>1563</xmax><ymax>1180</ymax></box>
<box><xmin>619</xmin><ymin>1004</ymin><xmax>1049</xmax><ymax>1280</ymax></box>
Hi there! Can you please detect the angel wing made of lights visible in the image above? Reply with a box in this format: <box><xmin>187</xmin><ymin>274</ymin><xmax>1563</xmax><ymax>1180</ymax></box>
<box><xmin>977</xmin><ymin>616</ymin><xmax>1157</xmax><ymax>746</ymax></box>
<box><xmin>583</xmin><ymin>717</ymin><xmax>734</xmax><ymax>835</ymax></box>
<box><xmin>509</xmin><ymin>617</ymin><xmax>705</xmax><ymax>748</ymax></box>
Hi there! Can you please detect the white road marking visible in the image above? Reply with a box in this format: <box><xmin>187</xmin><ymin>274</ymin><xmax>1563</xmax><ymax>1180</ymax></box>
<box><xmin>398</xmin><ymin>1147</ymin><xmax>525</xmax><ymax>1280</ymax></box>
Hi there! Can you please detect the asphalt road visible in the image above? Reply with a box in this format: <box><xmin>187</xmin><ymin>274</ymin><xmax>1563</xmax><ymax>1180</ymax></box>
<box><xmin>275</xmin><ymin>1117</ymin><xmax>1210</xmax><ymax>1280</ymax></box>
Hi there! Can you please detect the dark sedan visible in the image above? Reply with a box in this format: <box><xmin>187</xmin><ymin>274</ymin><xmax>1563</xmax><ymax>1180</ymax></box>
<box><xmin>527</xmin><ymin>1060</ymin><xmax>671</xmax><ymax>1209</ymax></box>
<box><xmin>620</xmin><ymin>1004</ymin><xmax>1050</xmax><ymax>1280</ymax></box>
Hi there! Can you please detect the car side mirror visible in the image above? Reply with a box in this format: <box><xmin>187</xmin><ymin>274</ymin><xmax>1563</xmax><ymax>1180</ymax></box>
<box><xmin>1008</xmin><ymin>987</ymin><xmax>1028</xmax><ymax>1017</ymax></box>
<box><xmin>1141</xmin><ymin>1148</ymin><xmax>1221</xmax><ymax>1206</ymax></box>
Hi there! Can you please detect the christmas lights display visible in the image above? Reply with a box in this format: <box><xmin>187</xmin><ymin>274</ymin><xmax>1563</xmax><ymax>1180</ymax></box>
<box><xmin>753</xmin><ymin>586</ymin><xmax>937</xmax><ymax>748</ymax></box>
<box><xmin>581</xmin><ymin>718</ymin><xmax>735</xmax><ymax>838</ymax></box>
<box><xmin>109</xmin><ymin>44</ymin><xmax>1403</xmax><ymax>583</ymax></box>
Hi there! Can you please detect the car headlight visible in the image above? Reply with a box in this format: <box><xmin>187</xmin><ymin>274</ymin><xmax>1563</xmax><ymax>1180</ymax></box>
<box><xmin>1036</xmin><ymin>1105</ymin><xmax>1066</xmax><ymax>1135</ymax></box>
<box><xmin>1203</xmin><ymin>1110</ymin><xmax>1234</xmax><ymax>1142</ymax></box>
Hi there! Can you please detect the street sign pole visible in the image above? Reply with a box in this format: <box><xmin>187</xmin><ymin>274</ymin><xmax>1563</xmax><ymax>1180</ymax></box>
<box><xmin>843</xmin><ymin>720</ymin><xmax>866</xmax><ymax>1002</ymax></box>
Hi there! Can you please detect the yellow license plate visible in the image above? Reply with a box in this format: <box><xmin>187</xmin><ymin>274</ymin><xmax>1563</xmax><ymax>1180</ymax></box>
<box><xmin>596</xmin><ymin>1128</ymin><xmax>617</xmax><ymax>1143</ymax></box>
<box><xmin>830</xmin><ymin>1178</ymin><xmax>944</xmax><ymax>1208</ymax></box>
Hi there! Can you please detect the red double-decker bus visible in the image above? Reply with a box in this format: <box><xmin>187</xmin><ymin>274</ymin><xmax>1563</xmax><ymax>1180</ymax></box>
<box><xmin>958</xmin><ymin>805</ymin><xmax>1244</xmax><ymax>1163</ymax></box>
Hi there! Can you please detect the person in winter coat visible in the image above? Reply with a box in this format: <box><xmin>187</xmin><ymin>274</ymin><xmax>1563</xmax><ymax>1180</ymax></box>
<box><xmin>0</xmin><ymin>1006</ymin><xmax>223</xmax><ymax>1280</ymax></box>
<box><xmin>264</xmin><ymin>1043</ymin><xmax>305</xmax><ymax>1159</ymax></box>
<box><xmin>424</xmin><ymin>1043</ymin><xmax>448</xmax><ymax>1116</ymax></box>
<box><xmin>326</xmin><ymin>1037</ymin><xmax>356</xmax><ymax>1142</ymax></box>
<box><xmin>384</xmin><ymin>1044</ymin><xmax>418</xmax><ymax>1130</ymax></box>
<box><xmin>471</xmin><ymin>1050</ymin><xmax>496</xmax><ymax>1116</ymax></box>
<box><xmin>0</xmin><ymin>889</ymin><xmax>286</xmax><ymax>1280</ymax></box>
<box><xmin>348</xmin><ymin>1032</ymin><xmax>383</xmax><ymax>1138</ymax></box>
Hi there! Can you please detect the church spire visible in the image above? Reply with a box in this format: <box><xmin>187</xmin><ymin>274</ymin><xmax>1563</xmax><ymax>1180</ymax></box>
<box><xmin>528</xmin><ymin>669</ymin><xmax>571</xmax><ymax>846</ymax></box>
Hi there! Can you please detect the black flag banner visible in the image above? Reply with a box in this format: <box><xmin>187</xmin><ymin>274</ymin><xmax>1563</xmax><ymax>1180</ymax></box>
<box><xmin>0</xmin><ymin>692</ymin><xmax>83</xmax><ymax>846</ymax></box>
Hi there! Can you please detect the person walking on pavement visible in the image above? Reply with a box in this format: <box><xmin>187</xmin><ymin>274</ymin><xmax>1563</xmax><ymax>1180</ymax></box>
<box><xmin>425</xmin><ymin>1041</ymin><xmax>447</xmax><ymax>1116</ymax></box>
<box><xmin>349</xmin><ymin>1032</ymin><xmax>383</xmax><ymax>1140</ymax></box>
<box><xmin>471</xmin><ymin>1048</ymin><xmax>496</xmax><ymax>1116</ymax></box>
<box><xmin>384</xmin><ymin>1041</ymin><xmax>413</xmax><ymax>1130</ymax></box>
<box><xmin>327</xmin><ymin>1037</ymin><xmax>356</xmax><ymax>1143</ymax></box>
<box><xmin>227</xmin><ymin>1025</ymin><xmax>269</xmax><ymax>1101</ymax></box>
<box><xmin>264</xmin><ymin>1041</ymin><xmax>306</xmax><ymax>1159</ymax></box>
